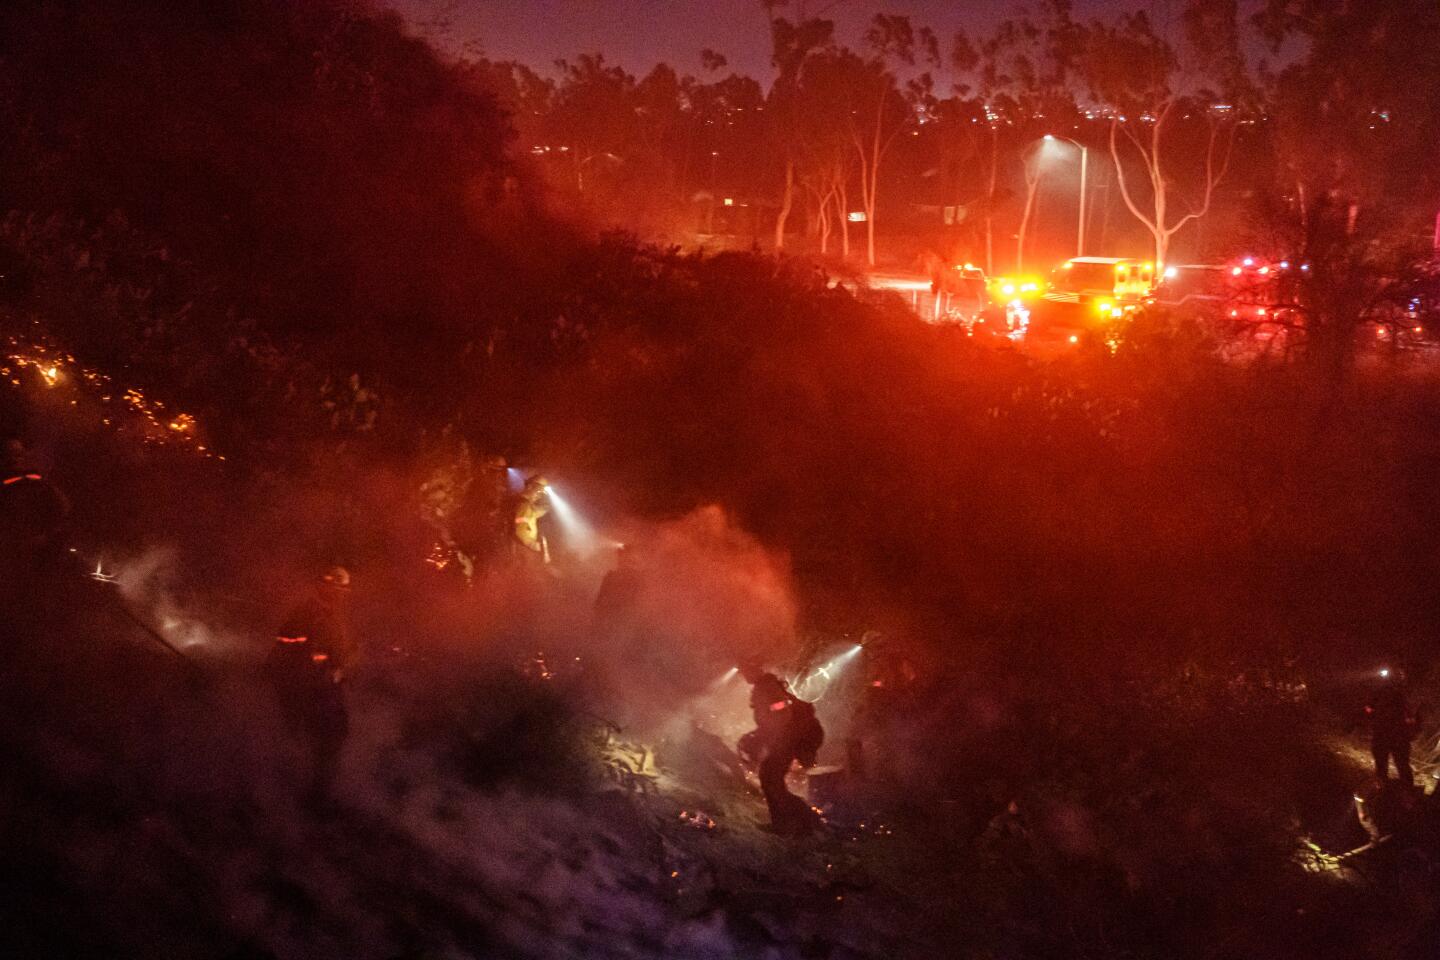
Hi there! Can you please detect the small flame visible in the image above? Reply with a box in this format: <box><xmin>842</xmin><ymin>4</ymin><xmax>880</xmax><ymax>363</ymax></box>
<box><xmin>4</xmin><ymin>337</ymin><xmax>218</xmax><ymax>459</ymax></box>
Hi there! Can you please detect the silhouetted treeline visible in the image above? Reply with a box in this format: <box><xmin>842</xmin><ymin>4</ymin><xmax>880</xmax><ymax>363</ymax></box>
<box><xmin>1</xmin><ymin>0</ymin><xmax>536</xmax><ymax>441</ymax></box>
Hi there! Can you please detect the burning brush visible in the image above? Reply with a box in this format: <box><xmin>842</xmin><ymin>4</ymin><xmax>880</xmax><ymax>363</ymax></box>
<box><xmin>677</xmin><ymin>809</ymin><xmax>717</xmax><ymax>830</ymax></box>
<box><xmin>4</xmin><ymin>335</ymin><xmax>220</xmax><ymax>459</ymax></box>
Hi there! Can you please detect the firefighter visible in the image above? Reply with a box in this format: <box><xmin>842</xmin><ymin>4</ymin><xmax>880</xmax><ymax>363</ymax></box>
<box><xmin>473</xmin><ymin>455</ymin><xmax>512</xmax><ymax>563</ymax></box>
<box><xmin>846</xmin><ymin>636</ymin><xmax>917</xmax><ymax>782</ymax></box>
<box><xmin>738</xmin><ymin>661</ymin><xmax>824</xmax><ymax>835</ymax></box>
<box><xmin>0</xmin><ymin>438</ymin><xmax>69</xmax><ymax>551</ymax></box>
<box><xmin>0</xmin><ymin>438</ymin><xmax>70</xmax><ymax>605</ymax></box>
<box><xmin>923</xmin><ymin>250</ymin><xmax>946</xmax><ymax>296</ymax></box>
<box><xmin>594</xmin><ymin>544</ymin><xmax>644</xmax><ymax>638</ymax></box>
<box><xmin>512</xmin><ymin>474</ymin><xmax>551</xmax><ymax>562</ymax></box>
<box><xmin>1365</xmin><ymin>668</ymin><xmax>1418</xmax><ymax>785</ymax></box>
<box><xmin>266</xmin><ymin>566</ymin><xmax>356</xmax><ymax>799</ymax></box>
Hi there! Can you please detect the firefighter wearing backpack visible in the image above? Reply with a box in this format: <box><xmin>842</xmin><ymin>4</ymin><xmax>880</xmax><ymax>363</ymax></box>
<box><xmin>1365</xmin><ymin>667</ymin><xmax>1419</xmax><ymax>785</ymax></box>
<box><xmin>266</xmin><ymin>566</ymin><xmax>356</xmax><ymax>801</ymax></box>
<box><xmin>0</xmin><ymin>438</ymin><xmax>69</xmax><ymax>556</ymax></box>
<box><xmin>738</xmin><ymin>661</ymin><xmax>824</xmax><ymax>835</ymax></box>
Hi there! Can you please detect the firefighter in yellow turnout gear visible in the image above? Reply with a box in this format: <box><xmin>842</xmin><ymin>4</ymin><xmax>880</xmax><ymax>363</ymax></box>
<box><xmin>513</xmin><ymin>474</ymin><xmax>552</xmax><ymax>563</ymax></box>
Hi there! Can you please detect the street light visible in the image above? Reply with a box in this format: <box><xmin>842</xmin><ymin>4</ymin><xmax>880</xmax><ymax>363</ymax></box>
<box><xmin>1042</xmin><ymin>134</ymin><xmax>1089</xmax><ymax>257</ymax></box>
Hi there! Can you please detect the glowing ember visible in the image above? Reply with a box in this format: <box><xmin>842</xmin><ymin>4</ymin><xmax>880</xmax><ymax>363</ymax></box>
<box><xmin>425</xmin><ymin>541</ymin><xmax>452</xmax><ymax>570</ymax></box>
<box><xmin>4</xmin><ymin>335</ymin><xmax>219</xmax><ymax>459</ymax></box>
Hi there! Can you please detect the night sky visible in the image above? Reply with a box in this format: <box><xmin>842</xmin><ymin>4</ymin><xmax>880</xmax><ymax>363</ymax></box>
<box><xmin>389</xmin><ymin>0</ymin><xmax>1142</xmax><ymax>80</ymax></box>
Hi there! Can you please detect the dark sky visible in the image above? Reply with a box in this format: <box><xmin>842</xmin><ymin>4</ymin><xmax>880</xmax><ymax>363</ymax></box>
<box><xmin>388</xmin><ymin>1</ymin><xmax>1142</xmax><ymax>80</ymax></box>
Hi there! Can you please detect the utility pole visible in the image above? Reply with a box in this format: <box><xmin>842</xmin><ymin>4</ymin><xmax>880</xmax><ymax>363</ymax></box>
<box><xmin>709</xmin><ymin>150</ymin><xmax>718</xmax><ymax>234</ymax></box>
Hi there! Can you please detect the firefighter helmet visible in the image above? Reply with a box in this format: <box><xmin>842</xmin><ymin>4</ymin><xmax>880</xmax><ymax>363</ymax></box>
<box><xmin>738</xmin><ymin>658</ymin><xmax>767</xmax><ymax>684</ymax></box>
<box><xmin>321</xmin><ymin>566</ymin><xmax>352</xmax><ymax>590</ymax></box>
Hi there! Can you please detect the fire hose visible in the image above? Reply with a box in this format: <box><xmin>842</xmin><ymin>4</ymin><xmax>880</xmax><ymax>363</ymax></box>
<box><xmin>111</xmin><ymin>598</ymin><xmax>187</xmax><ymax>660</ymax></box>
<box><xmin>70</xmin><ymin>549</ymin><xmax>188</xmax><ymax>660</ymax></box>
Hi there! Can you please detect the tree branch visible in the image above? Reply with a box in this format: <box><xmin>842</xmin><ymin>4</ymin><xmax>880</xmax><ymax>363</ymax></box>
<box><xmin>1109</xmin><ymin>118</ymin><xmax>1159</xmax><ymax>235</ymax></box>
<box><xmin>1168</xmin><ymin>118</ymin><xmax>1237</xmax><ymax>235</ymax></box>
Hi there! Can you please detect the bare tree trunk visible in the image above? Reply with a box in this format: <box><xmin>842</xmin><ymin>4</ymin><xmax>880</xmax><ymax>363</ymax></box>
<box><xmin>865</xmin><ymin>196</ymin><xmax>877</xmax><ymax>265</ymax></box>
<box><xmin>853</xmin><ymin>146</ymin><xmax>875</xmax><ymax>265</ymax></box>
<box><xmin>817</xmin><ymin>183</ymin><xmax>836</xmax><ymax>254</ymax></box>
<box><xmin>862</xmin><ymin>89</ymin><xmax>886</xmax><ymax>267</ymax></box>
<box><xmin>836</xmin><ymin>179</ymin><xmax>851</xmax><ymax>259</ymax></box>
<box><xmin>848</xmin><ymin>80</ymin><xmax>898</xmax><ymax>269</ymax></box>
<box><xmin>773</xmin><ymin>158</ymin><xmax>795</xmax><ymax>252</ymax></box>
<box><xmin>1109</xmin><ymin>105</ymin><xmax>1234</xmax><ymax>271</ymax></box>
<box><xmin>1016</xmin><ymin>175</ymin><xmax>1040</xmax><ymax>273</ymax></box>
<box><xmin>1095</xmin><ymin>179</ymin><xmax>1112</xmax><ymax>252</ymax></box>
<box><xmin>865</xmin><ymin>130</ymin><xmax>880</xmax><ymax>267</ymax></box>
<box><xmin>985</xmin><ymin>126</ymin><xmax>998</xmax><ymax>275</ymax></box>
<box><xmin>1154</xmin><ymin>186</ymin><xmax>1168</xmax><ymax>266</ymax></box>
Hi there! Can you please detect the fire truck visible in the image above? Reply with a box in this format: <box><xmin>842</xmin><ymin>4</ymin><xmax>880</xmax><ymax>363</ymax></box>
<box><xmin>1149</xmin><ymin>258</ymin><xmax>1303</xmax><ymax>351</ymax></box>
<box><xmin>1042</xmin><ymin>257</ymin><xmax>1157</xmax><ymax>316</ymax></box>
<box><xmin>1024</xmin><ymin>257</ymin><xmax>1157</xmax><ymax>346</ymax></box>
